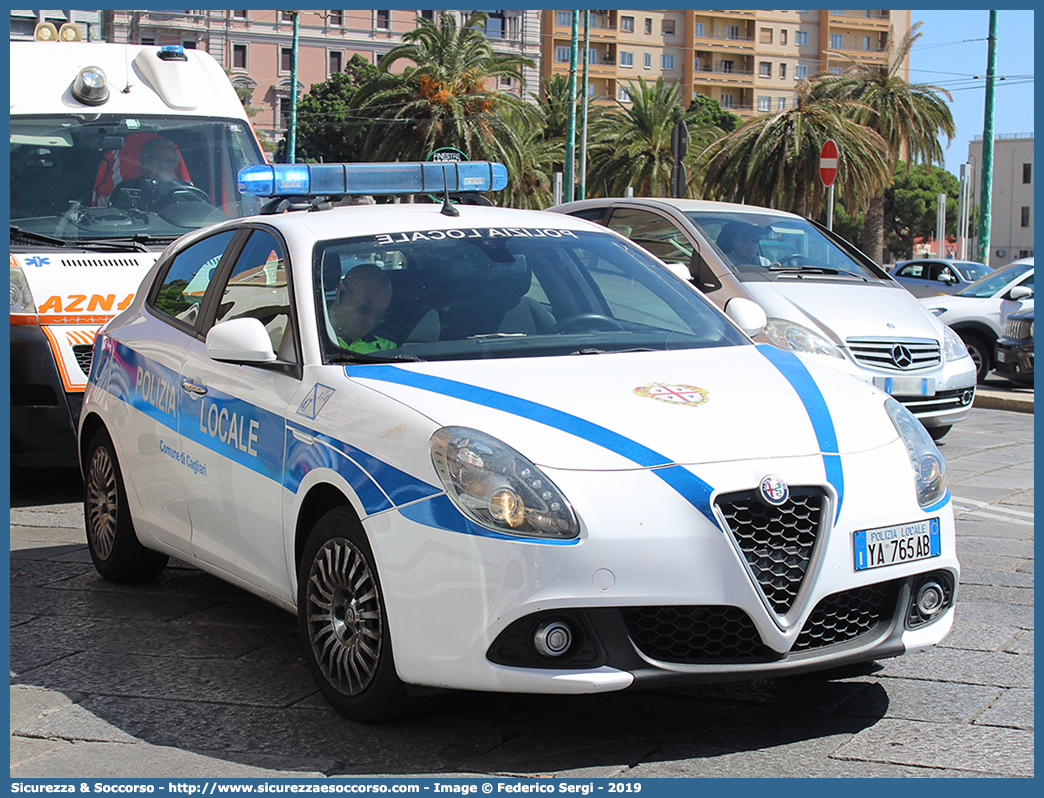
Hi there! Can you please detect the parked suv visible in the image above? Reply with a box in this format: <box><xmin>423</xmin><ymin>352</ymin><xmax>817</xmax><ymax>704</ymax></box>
<box><xmin>551</xmin><ymin>198</ymin><xmax>977</xmax><ymax>440</ymax></box>
<box><xmin>994</xmin><ymin>308</ymin><xmax>1034</xmax><ymax>386</ymax></box>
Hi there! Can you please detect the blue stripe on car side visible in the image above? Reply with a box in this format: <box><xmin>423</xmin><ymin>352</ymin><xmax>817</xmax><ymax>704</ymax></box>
<box><xmin>755</xmin><ymin>345</ymin><xmax>845</xmax><ymax>522</ymax></box>
<box><xmin>345</xmin><ymin>364</ymin><xmax>718</xmax><ymax>523</ymax></box>
<box><xmin>921</xmin><ymin>489</ymin><xmax>951</xmax><ymax>515</ymax></box>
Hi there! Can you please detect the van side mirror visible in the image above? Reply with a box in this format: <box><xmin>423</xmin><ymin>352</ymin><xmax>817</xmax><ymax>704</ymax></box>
<box><xmin>206</xmin><ymin>317</ymin><xmax>277</xmax><ymax>364</ymax></box>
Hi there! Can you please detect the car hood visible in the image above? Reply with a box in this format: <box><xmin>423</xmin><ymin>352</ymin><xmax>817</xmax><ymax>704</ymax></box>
<box><xmin>345</xmin><ymin>345</ymin><xmax>898</xmax><ymax>472</ymax></box>
<box><xmin>744</xmin><ymin>281</ymin><xmax>945</xmax><ymax>344</ymax></box>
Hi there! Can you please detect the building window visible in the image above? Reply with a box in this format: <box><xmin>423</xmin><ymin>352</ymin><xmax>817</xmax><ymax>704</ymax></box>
<box><xmin>644</xmin><ymin>52</ymin><xmax>652</xmax><ymax>69</ymax></box>
<box><xmin>721</xmin><ymin>60</ymin><xmax>734</xmax><ymax>74</ymax></box>
<box><xmin>281</xmin><ymin>12</ymin><xmax>294</xmax><ymax>23</ymax></box>
<box><xmin>1021</xmin><ymin>207</ymin><xmax>1031</xmax><ymax>227</ymax></box>
<box><xmin>759</xmin><ymin>62</ymin><xmax>771</xmax><ymax>78</ymax></box>
<box><xmin>693</xmin><ymin>56</ymin><xmax>701</xmax><ymax>72</ymax></box>
<box><xmin>693</xmin><ymin>22</ymin><xmax>704</xmax><ymax>38</ymax></box>
<box><xmin>555</xmin><ymin>46</ymin><xmax>569</xmax><ymax>63</ymax></box>
<box><xmin>329</xmin><ymin>10</ymin><xmax>344</xmax><ymax>27</ymax></box>
<box><xmin>499</xmin><ymin>76</ymin><xmax>513</xmax><ymax>89</ymax></box>
<box><xmin>779</xmin><ymin>63</ymin><xmax>787</xmax><ymax>80</ymax></box>
<box><xmin>141</xmin><ymin>37</ymin><xmax>155</xmax><ymax>46</ymax></box>
<box><xmin>232</xmin><ymin>10</ymin><xmax>247</xmax><ymax>21</ymax></box>
<box><xmin>721</xmin><ymin>94</ymin><xmax>734</xmax><ymax>109</ymax></box>
<box><xmin>760</xmin><ymin>28</ymin><xmax>772</xmax><ymax>44</ymax></box>
<box><xmin>1023</xmin><ymin>163</ymin><xmax>1032</xmax><ymax>183</ymax></box>
<box><xmin>329</xmin><ymin>50</ymin><xmax>342</xmax><ymax>75</ymax></box>
<box><xmin>281</xmin><ymin>47</ymin><xmax>292</xmax><ymax>73</ymax></box>
<box><xmin>620</xmin><ymin>51</ymin><xmax>633</xmax><ymax>67</ymax></box>
<box><xmin>794</xmin><ymin>97</ymin><xmax>800</xmax><ymax>107</ymax></box>
<box><xmin>830</xmin><ymin>33</ymin><xmax>843</xmax><ymax>49</ymax></box>
<box><xmin>556</xmin><ymin>11</ymin><xmax>570</xmax><ymax>27</ymax></box>
<box><xmin>662</xmin><ymin>19</ymin><xmax>675</xmax><ymax>36</ymax></box>
<box><xmin>758</xmin><ymin>96</ymin><xmax>770</xmax><ymax>112</ymax></box>
<box><xmin>618</xmin><ymin>85</ymin><xmax>631</xmax><ymax>102</ymax></box>
<box><xmin>661</xmin><ymin>54</ymin><xmax>675</xmax><ymax>70</ymax></box>
<box><xmin>588</xmin><ymin>48</ymin><xmax>597</xmax><ymax>64</ymax></box>
<box><xmin>829</xmin><ymin>66</ymin><xmax>843</xmax><ymax>75</ymax></box>
<box><xmin>781</xmin><ymin>29</ymin><xmax>788</xmax><ymax>45</ymax></box>
<box><xmin>795</xmin><ymin>30</ymin><xmax>808</xmax><ymax>46</ymax></box>
<box><xmin>279</xmin><ymin>97</ymin><xmax>290</xmax><ymax>130</ymax></box>
<box><xmin>232</xmin><ymin>43</ymin><xmax>247</xmax><ymax>70</ymax></box>
<box><xmin>1019</xmin><ymin>249</ymin><xmax>1033</xmax><ymax>258</ymax></box>
<box><xmin>182</xmin><ymin>40</ymin><xmax>196</xmax><ymax>49</ymax></box>
<box><xmin>795</xmin><ymin>64</ymin><xmax>808</xmax><ymax>80</ymax></box>
<box><xmin>726</xmin><ymin>25</ymin><xmax>742</xmax><ymax>40</ymax></box>
<box><xmin>778</xmin><ymin>97</ymin><xmax>787</xmax><ymax>110</ymax></box>
<box><xmin>621</xmin><ymin>15</ymin><xmax>634</xmax><ymax>32</ymax></box>
<box><xmin>376</xmin><ymin>10</ymin><xmax>390</xmax><ymax>30</ymax></box>
<box><xmin>864</xmin><ymin>36</ymin><xmax>871</xmax><ymax>50</ymax></box>
<box><xmin>644</xmin><ymin>18</ymin><xmax>652</xmax><ymax>35</ymax></box>
<box><xmin>420</xmin><ymin>10</ymin><xmax>434</xmax><ymax>22</ymax></box>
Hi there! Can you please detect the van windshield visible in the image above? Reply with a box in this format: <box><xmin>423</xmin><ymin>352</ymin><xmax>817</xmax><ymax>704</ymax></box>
<box><xmin>683</xmin><ymin>210</ymin><xmax>886</xmax><ymax>283</ymax></box>
<box><xmin>10</xmin><ymin>114</ymin><xmax>265</xmax><ymax>245</ymax></box>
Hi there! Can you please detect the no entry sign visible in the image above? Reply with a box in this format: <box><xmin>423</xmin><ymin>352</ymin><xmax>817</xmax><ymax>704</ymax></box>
<box><xmin>819</xmin><ymin>139</ymin><xmax>838</xmax><ymax>187</ymax></box>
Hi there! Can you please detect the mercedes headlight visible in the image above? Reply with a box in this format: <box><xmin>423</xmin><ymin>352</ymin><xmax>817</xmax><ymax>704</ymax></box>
<box><xmin>10</xmin><ymin>267</ymin><xmax>35</xmax><ymax>314</ymax></box>
<box><xmin>942</xmin><ymin>326</ymin><xmax>970</xmax><ymax>361</ymax></box>
<box><xmin>430</xmin><ymin>427</ymin><xmax>579</xmax><ymax>539</ymax></box>
<box><xmin>885</xmin><ymin>398</ymin><xmax>946</xmax><ymax>508</ymax></box>
<box><xmin>763</xmin><ymin>318</ymin><xmax>844</xmax><ymax>359</ymax></box>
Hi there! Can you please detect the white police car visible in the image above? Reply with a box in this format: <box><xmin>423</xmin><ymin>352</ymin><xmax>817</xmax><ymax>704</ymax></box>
<box><xmin>79</xmin><ymin>161</ymin><xmax>958</xmax><ymax>722</ymax></box>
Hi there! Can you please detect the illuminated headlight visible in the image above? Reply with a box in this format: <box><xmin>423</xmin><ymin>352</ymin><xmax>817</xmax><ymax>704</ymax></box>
<box><xmin>430</xmin><ymin>427</ymin><xmax>579</xmax><ymax>539</ymax></box>
<box><xmin>72</xmin><ymin>66</ymin><xmax>109</xmax><ymax>106</ymax></box>
<box><xmin>763</xmin><ymin>318</ymin><xmax>844</xmax><ymax>359</ymax></box>
<box><xmin>10</xmin><ymin>267</ymin><xmax>35</xmax><ymax>313</ymax></box>
<box><xmin>942</xmin><ymin>326</ymin><xmax>970</xmax><ymax>361</ymax></box>
<box><xmin>885</xmin><ymin>398</ymin><xmax>946</xmax><ymax>508</ymax></box>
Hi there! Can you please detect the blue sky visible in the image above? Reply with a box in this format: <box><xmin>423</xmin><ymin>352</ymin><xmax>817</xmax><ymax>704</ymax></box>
<box><xmin>908</xmin><ymin>9</ymin><xmax>1034</xmax><ymax>178</ymax></box>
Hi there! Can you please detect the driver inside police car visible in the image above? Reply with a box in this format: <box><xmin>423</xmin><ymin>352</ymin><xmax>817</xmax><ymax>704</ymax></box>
<box><xmin>330</xmin><ymin>263</ymin><xmax>397</xmax><ymax>353</ymax></box>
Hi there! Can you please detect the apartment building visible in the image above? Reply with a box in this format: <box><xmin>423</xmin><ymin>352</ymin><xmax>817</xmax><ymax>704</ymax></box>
<box><xmin>968</xmin><ymin>135</ymin><xmax>1035</xmax><ymax>269</ymax></box>
<box><xmin>97</xmin><ymin>10</ymin><xmax>542</xmax><ymax>144</ymax></box>
<box><xmin>542</xmin><ymin>10</ymin><xmax>910</xmax><ymax>115</ymax></box>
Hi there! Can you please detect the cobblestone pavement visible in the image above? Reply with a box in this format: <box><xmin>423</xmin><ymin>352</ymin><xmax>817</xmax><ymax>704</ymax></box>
<box><xmin>10</xmin><ymin>407</ymin><xmax>1033</xmax><ymax>778</ymax></box>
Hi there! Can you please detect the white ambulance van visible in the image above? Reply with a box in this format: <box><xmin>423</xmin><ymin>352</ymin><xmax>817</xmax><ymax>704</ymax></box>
<box><xmin>11</xmin><ymin>33</ymin><xmax>267</xmax><ymax>467</ymax></box>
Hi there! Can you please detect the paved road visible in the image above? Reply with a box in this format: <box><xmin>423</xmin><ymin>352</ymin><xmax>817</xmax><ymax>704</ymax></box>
<box><xmin>10</xmin><ymin>407</ymin><xmax>1033</xmax><ymax>778</ymax></box>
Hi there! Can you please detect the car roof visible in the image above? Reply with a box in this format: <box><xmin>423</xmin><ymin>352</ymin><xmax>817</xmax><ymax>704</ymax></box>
<box><xmin>551</xmin><ymin>197</ymin><xmax>803</xmax><ymax>221</ymax></box>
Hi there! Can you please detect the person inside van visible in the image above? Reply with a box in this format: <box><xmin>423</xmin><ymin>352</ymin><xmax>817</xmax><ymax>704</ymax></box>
<box><xmin>109</xmin><ymin>138</ymin><xmax>208</xmax><ymax>210</ymax></box>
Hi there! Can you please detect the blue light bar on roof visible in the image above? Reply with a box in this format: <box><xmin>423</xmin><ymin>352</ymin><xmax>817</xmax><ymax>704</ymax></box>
<box><xmin>237</xmin><ymin>161</ymin><xmax>509</xmax><ymax>198</ymax></box>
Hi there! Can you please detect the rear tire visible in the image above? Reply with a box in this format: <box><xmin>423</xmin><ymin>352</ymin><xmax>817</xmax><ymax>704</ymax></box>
<box><xmin>958</xmin><ymin>332</ymin><xmax>991</xmax><ymax>384</ymax></box>
<box><xmin>297</xmin><ymin>507</ymin><xmax>414</xmax><ymax>722</ymax></box>
<box><xmin>83</xmin><ymin>428</ymin><xmax>168</xmax><ymax>582</ymax></box>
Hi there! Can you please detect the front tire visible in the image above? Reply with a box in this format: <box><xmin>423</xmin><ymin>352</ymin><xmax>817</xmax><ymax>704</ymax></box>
<box><xmin>297</xmin><ymin>507</ymin><xmax>413</xmax><ymax>722</ymax></box>
<box><xmin>958</xmin><ymin>331</ymin><xmax>991</xmax><ymax>383</ymax></box>
<box><xmin>83</xmin><ymin>428</ymin><xmax>168</xmax><ymax>582</ymax></box>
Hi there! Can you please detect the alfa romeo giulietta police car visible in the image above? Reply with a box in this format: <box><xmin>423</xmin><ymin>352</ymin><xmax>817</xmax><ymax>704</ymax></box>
<box><xmin>79</xmin><ymin>161</ymin><xmax>958</xmax><ymax>722</ymax></box>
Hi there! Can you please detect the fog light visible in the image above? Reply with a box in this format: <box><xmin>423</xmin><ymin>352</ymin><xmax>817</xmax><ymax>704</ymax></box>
<box><xmin>961</xmin><ymin>389</ymin><xmax>974</xmax><ymax>405</ymax></box>
<box><xmin>533</xmin><ymin>619</ymin><xmax>572</xmax><ymax>657</ymax></box>
<box><xmin>915</xmin><ymin>582</ymin><xmax>944</xmax><ymax>616</ymax></box>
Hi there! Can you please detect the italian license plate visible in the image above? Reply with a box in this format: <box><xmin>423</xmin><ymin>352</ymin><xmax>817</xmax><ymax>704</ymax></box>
<box><xmin>996</xmin><ymin>349</ymin><xmax>1009</xmax><ymax>363</ymax></box>
<box><xmin>872</xmin><ymin>376</ymin><xmax>935</xmax><ymax>396</ymax></box>
<box><xmin>853</xmin><ymin>518</ymin><xmax>941</xmax><ymax>571</ymax></box>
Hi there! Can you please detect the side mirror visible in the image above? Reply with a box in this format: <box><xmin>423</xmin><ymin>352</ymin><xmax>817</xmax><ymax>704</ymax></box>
<box><xmin>725</xmin><ymin>297</ymin><xmax>768</xmax><ymax>337</ymax></box>
<box><xmin>662</xmin><ymin>261</ymin><xmax>692</xmax><ymax>282</ymax></box>
<box><xmin>1008</xmin><ymin>285</ymin><xmax>1033</xmax><ymax>301</ymax></box>
<box><xmin>206</xmin><ymin>317</ymin><xmax>277</xmax><ymax>364</ymax></box>
<box><xmin>939</xmin><ymin>273</ymin><xmax>956</xmax><ymax>284</ymax></box>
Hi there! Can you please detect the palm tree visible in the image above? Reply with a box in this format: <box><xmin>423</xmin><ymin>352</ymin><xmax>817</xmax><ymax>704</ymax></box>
<box><xmin>585</xmin><ymin>76</ymin><xmax>719</xmax><ymax>198</ymax></box>
<box><xmin>499</xmin><ymin>106</ymin><xmax>561</xmax><ymax>209</ymax></box>
<box><xmin>698</xmin><ymin>79</ymin><xmax>891</xmax><ymax>218</ymax></box>
<box><xmin>533</xmin><ymin>73</ymin><xmax>578</xmax><ymax>142</ymax></box>
<box><xmin>812</xmin><ymin>21</ymin><xmax>956</xmax><ymax>262</ymax></box>
<box><xmin>351</xmin><ymin>12</ymin><xmax>535</xmax><ymax>164</ymax></box>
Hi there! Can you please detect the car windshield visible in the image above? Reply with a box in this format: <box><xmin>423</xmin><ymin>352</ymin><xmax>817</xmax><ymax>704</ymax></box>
<box><xmin>682</xmin><ymin>210</ymin><xmax>883</xmax><ymax>282</ymax></box>
<box><xmin>10</xmin><ymin>114</ymin><xmax>265</xmax><ymax>244</ymax></box>
<box><xmin>953</xmin><ymin>261</ymin><xmax>991</xmax><ymax>282</ymax></box>
<box><xmin>956</xmin><ymin>261</ymin><xmax>1034</xmax><ymax>298</ymax></box>
<box><xmin>314</xmin><ymin>227</ymin><xmax>748</xmax><ymax>362</ymax></box>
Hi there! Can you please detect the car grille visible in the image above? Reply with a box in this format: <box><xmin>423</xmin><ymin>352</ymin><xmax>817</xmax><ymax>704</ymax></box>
<box><xmin>716</xmin><ymin>488</ymin><xmax>825</xmax><ymax>616</ymax></box>
<box><xmin>846</xmin><ymin>337</ymin><xmax>941</xmax><ymax>371</ymax></box>
<box><xmin>899</xmin><ymin>387</ymin><xmax>975</xmax><ymax>415</ymax></box>
<box><xmin>622</xmin><ymin>606</ymin><xmax>777</xmax><ymax>663</ymax></box>
<box><xmin>1004</xmin><ymin>318</ymin><xmax>1033</xmax><ymax>341</ymax></box>
<box><xmin>792</xmin><ymin>580</ymin><xmax>902</xmax><ymax>651</ymax></box>
<box><xmin>72</xmin><ymin>345</ymin><xmax>94</xmax><ymax>376</ymax></box>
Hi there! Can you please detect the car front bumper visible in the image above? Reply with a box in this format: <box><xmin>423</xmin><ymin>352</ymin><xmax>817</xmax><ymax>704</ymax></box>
<box><xmin>363</xmin><ymin>443</ymin><xmax>959</xmax><ymax>694</ymax></box>
<box><xmin>994</xmin><ymin>339</ymin><xmax>1033</xmax><ymax>382</ymax></box>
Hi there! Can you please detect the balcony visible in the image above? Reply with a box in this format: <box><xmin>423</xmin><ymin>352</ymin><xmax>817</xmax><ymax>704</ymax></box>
<box><xmin>139</xmin><ymin>11</ymin><xmax>207</xmax><ymax>29</ymax></box>
<box><xmin>693</xmin><ymin>32</ymin><xmax>756</xmax><ymax>54</ymax></box>
<box><xmin>692</xmin><ymin>66</ymin><xmax>755</xmax><ymax>86</ymax></box>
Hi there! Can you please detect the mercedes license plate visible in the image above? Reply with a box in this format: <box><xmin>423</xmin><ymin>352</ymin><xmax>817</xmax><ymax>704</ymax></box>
<box><xmin>853</xmin><ymin>518</ymin><xmax>941</xmax><ymax>571</ymax></box>
<box><xmin>872</xmin><ymin>376</ymin><xmax>934</xmax><ymax>396</ymax></box>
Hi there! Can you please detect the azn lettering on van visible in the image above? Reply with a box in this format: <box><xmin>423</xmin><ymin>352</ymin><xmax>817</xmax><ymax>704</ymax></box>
<box><xmin>37</xmin><ymin>293</ymin><xmax>135</xmax><ymax>316</ymax></box>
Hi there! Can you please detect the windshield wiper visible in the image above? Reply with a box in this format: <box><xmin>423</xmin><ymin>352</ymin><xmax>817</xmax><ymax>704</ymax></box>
<box><xmin>328</xmin><ymin>351</ymin><xmax>425</xmax><ymax>364</ymax></box>
<box><xmin>11</xmin><ymin>225</ymin><xmax>153</xmax><ymax>253</ymax></box>
<box><xmin>768</xmin><ymin>264</ymin><xmax>868</xmax><ymax>281</ymax></box>
<box><xmin>568</xmin><ymin>347</ymin><xmax>656</xmax><ymax>356</ymax></box>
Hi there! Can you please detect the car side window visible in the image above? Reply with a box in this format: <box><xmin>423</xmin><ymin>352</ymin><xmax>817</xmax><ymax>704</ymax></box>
<box><xmin>150</xmin><ymin>230</ymin><xmax>237</xmax><ymax>329</ymax></box>
<box><xmin>212</xmin><ymin>229</ymin><xmax>297</xmax><ymax>361</ymax></box>
<box><xmin>1016</xmin><ymin>273</ymin><xmax>1034</xmax><ymax>294</ymax></box>
<box><xmin>608</xmin><ymin>208</ymin><xmax>693</xmax><ymax>265</ymax></box>
<box><xmin>568</xmin><ymin>207</ymin><xmax>608</xmax><ymax>225</ymax></box>
<box><xmin>897</xmin><ymin>263</ymin><xmax>925</xmax><ymax>278</ymax></box>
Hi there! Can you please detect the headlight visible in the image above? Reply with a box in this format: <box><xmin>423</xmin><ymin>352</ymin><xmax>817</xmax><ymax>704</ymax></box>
<box><xmin>942</xmin><ymin>326</ymin><xmax>970</xmax><ymax>361</ymax></box>
<box><xmin>763</xmin><ymin>318</ymin><xmax>844</xmax><ymax>359</ymax></box>
<box><xmin>10</xmin><ymin>267</ymin><xmax>36</xmax><ymax>313</ymax></box>
<box><xmin>929</xmin><ymin>307</ymin><xmax>947</xmax><ymax>317</ymax></box>
<box><xmin>430</xmin><ymin>427</ymin><xmax>579</xmax><ymax>539</ymax></box>
<box><xmin>885</xmin><ymin>398</ymin><xmax>946</xmax><ymax>508</ymax></box>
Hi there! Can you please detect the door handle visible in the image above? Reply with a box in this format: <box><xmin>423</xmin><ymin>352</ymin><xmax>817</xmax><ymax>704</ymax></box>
<box><xmin>180</xmin><ymin>379</ymin><xmax>207</xmax><ymax>397</ymax></box>
<box><xmin>292</xmin><ymin>428</ymin><xmax>315</xmax><ymax>446</ymax></box>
